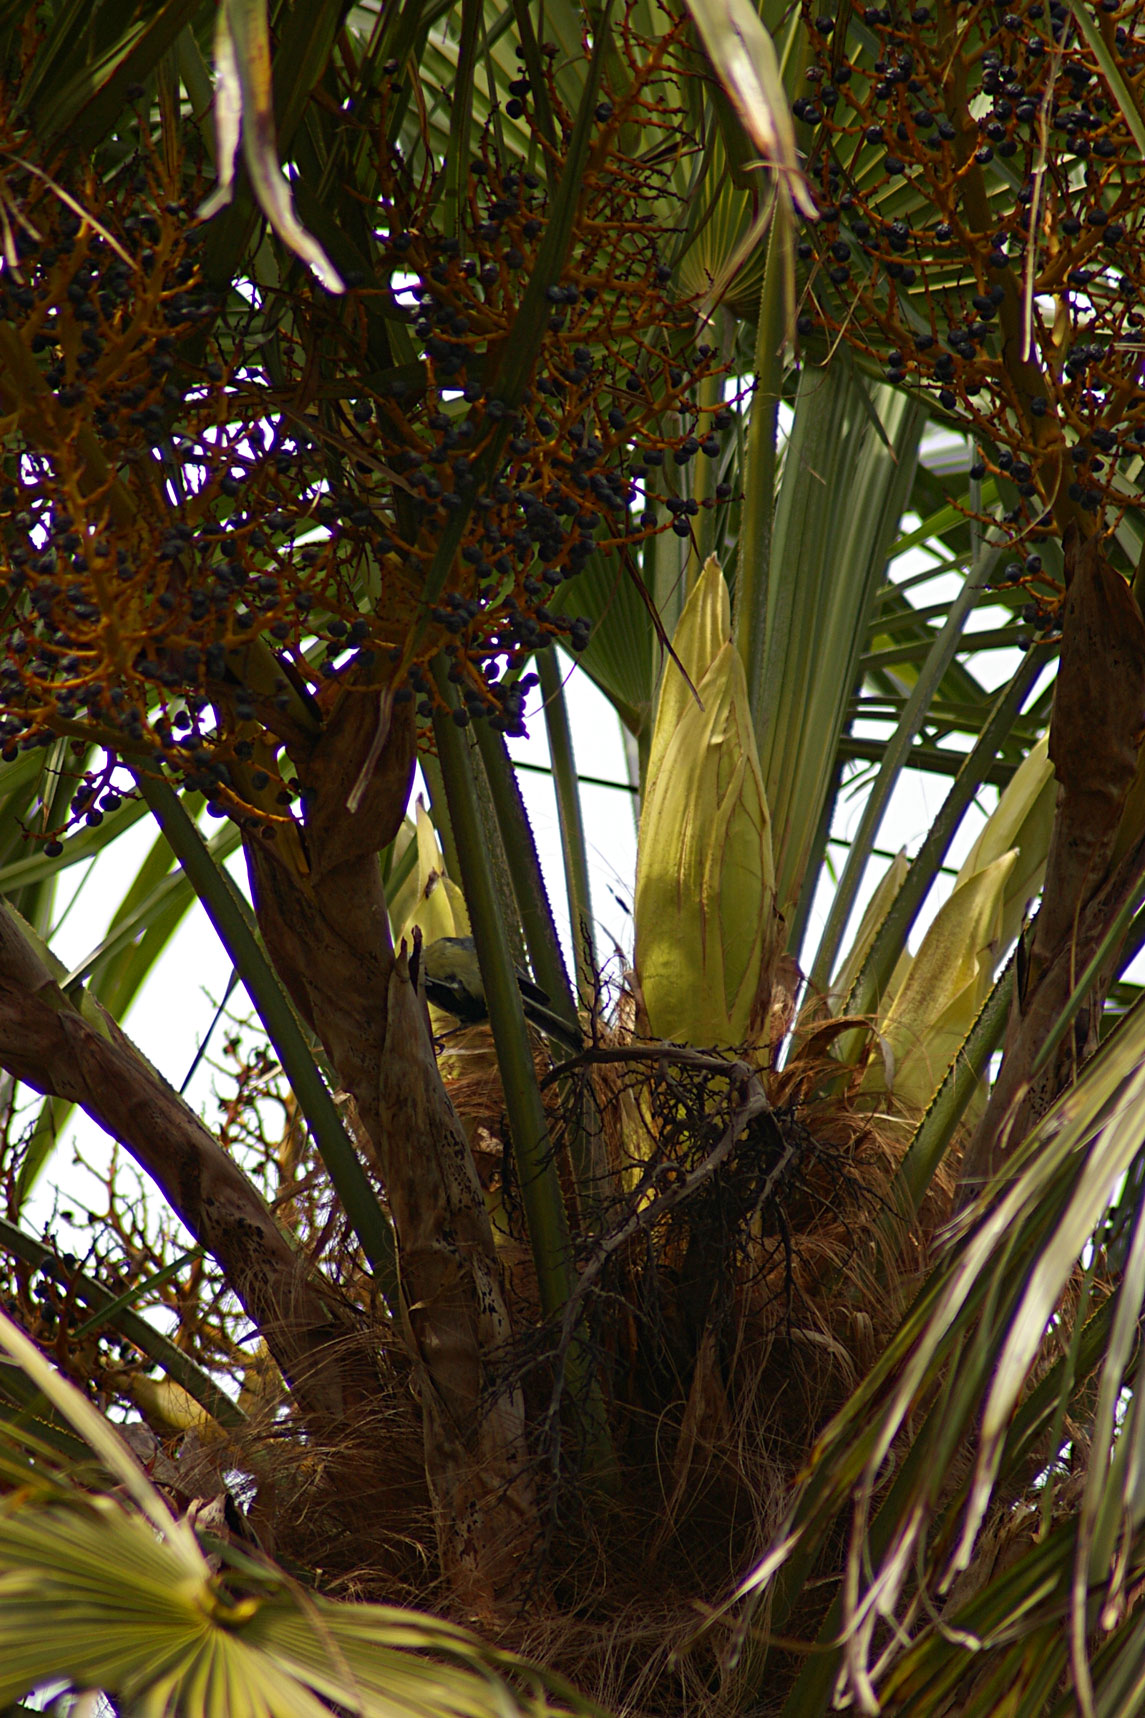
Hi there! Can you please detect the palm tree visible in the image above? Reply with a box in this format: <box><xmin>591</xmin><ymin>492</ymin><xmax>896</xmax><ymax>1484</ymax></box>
<box><xmin>2</xmin><ymin>0</ymin><xmax>1145</xmax><ymax>1712</ymax></box>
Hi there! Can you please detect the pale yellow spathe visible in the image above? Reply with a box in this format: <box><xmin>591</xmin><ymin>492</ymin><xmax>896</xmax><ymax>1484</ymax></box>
<box><xmin>635</xmin><ymin>558</ymin><xmax>777</xmax><ymax>1047</ymax></box>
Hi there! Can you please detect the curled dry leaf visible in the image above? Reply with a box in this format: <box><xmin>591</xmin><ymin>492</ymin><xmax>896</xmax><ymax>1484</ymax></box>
<box><xmin>199</xmin><ymin>0</ymin><xmax>344</xmax><ymax>294</ymax></box>
<box><xmin>681</xmin><ymin>0</ymin><xmax>818</xmax><ymax>221</ymax></box>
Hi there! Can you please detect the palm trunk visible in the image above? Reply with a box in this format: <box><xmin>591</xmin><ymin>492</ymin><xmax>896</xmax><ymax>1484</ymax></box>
<box><xmin>962</xmin><ymin>530</ymin><xmax>1145</xmax><ymax>1194</ymax></box>
<box><xmin>244</xmin><ymin>679</ymin><xmax>535</xmax><ymax>1615</ymax></box>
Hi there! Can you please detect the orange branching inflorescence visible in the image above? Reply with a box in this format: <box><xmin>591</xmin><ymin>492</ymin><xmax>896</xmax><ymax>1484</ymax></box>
<box><xmin>793</xmin><ymin>0</ymin><xmax>1145</xmax><ymax>561</ymax></box>
<box><xmin>0</xmin><ymin>16</ymin><xmax>728</xmax><ymax>846</ymax></box>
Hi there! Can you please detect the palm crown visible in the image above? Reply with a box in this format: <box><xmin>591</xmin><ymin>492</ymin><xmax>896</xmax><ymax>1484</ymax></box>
<box><xmin>1</xmin><ymin>0</ymin><xmax>1145</xmax><ymax>1713</ymax></box>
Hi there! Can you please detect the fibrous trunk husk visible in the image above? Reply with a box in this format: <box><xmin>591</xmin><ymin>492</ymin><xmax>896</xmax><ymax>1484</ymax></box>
<box><xmin>245</xmin><ymin>675</ymin><xmax>535</xmax><ymax>1616</ymax></box>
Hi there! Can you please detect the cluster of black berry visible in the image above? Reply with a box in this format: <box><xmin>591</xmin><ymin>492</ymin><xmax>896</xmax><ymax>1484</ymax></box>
<box><xmin>791</xmin><ymin>0</ymin><xmax>1145</xmax><ymax>539</ymax></box>
<box><xmin>286</xmin><ymin>28</ymin><xmax>739</xmax><ymax>727</ymax></box>
<box><xmin>0</xmin><ymin>16</ymin><xmax>742</xmax><ymax>846</ymax></box>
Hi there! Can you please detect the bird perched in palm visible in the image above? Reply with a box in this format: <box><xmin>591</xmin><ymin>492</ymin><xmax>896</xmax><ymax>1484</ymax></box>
<box><xmin>421</xmin><ymin>935</ymin><xmax>582</xmax><ymax>1051</ymax></box>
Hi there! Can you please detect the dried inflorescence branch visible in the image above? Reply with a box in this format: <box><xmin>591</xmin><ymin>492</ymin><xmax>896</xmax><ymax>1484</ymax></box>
<box><xmin>0</xmin><ymin>1012</ymin><xmax>366</xmax><ymax>1422</ymax></box>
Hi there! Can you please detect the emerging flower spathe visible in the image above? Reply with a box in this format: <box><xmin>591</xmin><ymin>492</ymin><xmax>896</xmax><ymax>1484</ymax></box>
<box><xmin>634</xmin><ymin>556</ymin><xmax>778</xmax><ymax>1051</ymax></box>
